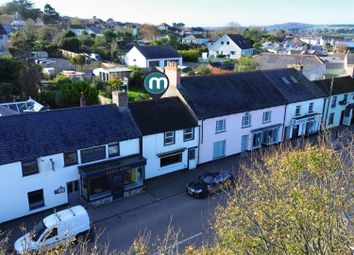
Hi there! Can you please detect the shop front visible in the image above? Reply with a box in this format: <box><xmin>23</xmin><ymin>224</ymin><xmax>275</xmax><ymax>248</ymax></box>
<box><xmin>250</xmin><ymin>124</ymin><xmax>282</xmax><ymax>150</ymax></box>
<box><xmin>288</xmin><ymin>113</ymin><xmax>322</xmax><ymax>139</ymax></box>
<box><xmin>79</xmin><ymin>155</ymin><xmax>146</xmax><ymax>205</ymax></box>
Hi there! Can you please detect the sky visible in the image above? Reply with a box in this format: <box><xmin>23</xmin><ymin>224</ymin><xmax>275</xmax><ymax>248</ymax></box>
<box><xmin>0</xmin><ymin>0</ymin><xmax>353</xmax><ymax>27</ymax></box>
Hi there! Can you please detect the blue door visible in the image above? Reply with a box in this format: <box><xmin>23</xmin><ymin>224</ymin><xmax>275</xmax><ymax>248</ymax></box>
<box><xmin>213</xmin><ymin>140</ymin><xmax>226</xmax><ymax>159</ymax></box>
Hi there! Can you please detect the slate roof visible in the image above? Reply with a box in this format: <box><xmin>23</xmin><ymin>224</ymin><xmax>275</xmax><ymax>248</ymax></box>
<box><xmin>179</xmin><ymin>68</ymin><xmax>325</xmax><ymax>120</ymax></box>
<box><xmin>314</xmin><ymin>76</ymin><xmax>354</xmax><ymax>96</ymax></box>
<box><xmin>226</xmin><ymin>34</ymin><xmax>252</xmax><ymax>49</ymax></box>
<box><xmin>178</xmin><ymin>70</ymin><xmax>288</xmax><ymax>120</ymax></box>
<box><xmin>135</xmin><ymin>45</ymin><xmax>181</xmax><ymax>59</ymax></box>
<box><xmin>129</xmin><ymin>97</ymin><xmax>197</xmax><ymax>135</ymax></box>
<box><xmin>262</xmin><ymin>68</ymin><xmax>327</xmax><ymax>103</ymax></box>
<box><xmin>0</xmin><ymin>105</ymin><xmax>18</xmax><ymax>116</ymax></box>
<box><xmin>254</xmin><ymin>53</ymin><xmax>324</xmax><ymax>74</ymax></box>
<box><xmin>0</xmin><ymin>105</ymin><xmax>141</xmax><ymax>165</ymax></box>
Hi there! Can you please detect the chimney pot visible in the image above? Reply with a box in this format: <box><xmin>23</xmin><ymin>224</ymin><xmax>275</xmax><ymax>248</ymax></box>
<box><xmin>112</xmin><ymin>90</ymin><xmax>128</xmax><ymax>108</ymax></box>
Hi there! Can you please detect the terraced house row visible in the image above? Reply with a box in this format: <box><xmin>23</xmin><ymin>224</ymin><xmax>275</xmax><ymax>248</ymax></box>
<box><xmin>0</xmin><ymin>63</ymin><xmax>353</xmax><ymax>223</ymax></box>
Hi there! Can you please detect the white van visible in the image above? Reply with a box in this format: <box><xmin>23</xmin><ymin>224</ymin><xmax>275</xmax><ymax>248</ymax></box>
<box><xmin>14</xmin><ymin>206</ymin><xmax>91</xmax><ymax>254</ymax></box>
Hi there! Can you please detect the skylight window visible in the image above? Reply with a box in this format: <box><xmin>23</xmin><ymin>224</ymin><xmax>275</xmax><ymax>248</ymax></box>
<box><xmin>290</xmin><ymin>76</ymin><xmax>298</xmax><ymax>83</ymax></box>
<box><xmin>281</xmin><ymin>77</ymin><xmax>290</xmax><ymax>85</ymax></box>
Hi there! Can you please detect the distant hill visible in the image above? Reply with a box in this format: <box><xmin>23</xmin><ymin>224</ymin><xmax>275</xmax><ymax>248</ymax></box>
<box><xmin>264</xmin><ymin>22</ymin><xmax>314</xmax><ymax>31</ymax></box>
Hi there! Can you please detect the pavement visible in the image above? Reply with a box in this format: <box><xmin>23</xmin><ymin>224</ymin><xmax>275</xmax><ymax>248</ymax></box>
<box><xmin>1</xmin><ymin>125</ymin><xmax>352</xmax><ymax>253</ymax></box>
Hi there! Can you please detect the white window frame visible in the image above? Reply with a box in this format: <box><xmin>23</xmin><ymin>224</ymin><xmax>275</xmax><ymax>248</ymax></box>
<box><xmin>164</xmin><ymin>131</ymin><xmax>175</xmax><ymax>146</ymax></box>
<box><xmin>308</xmin><ymin>102</ymin><xmax>314</xmax><ymax>113</ymax></box>
<box><xmin>183</xmin><ymin>128</ymin><xmax>194</xmax><ymax>141</ymax></box>
<box><xmin>262</xmin><ymin>111</ymin><xmax>271</xmax><ymax>124</ymax></box>
<box><xmin>242</xmin><ymin>113</ymin><xmax>252</xmax><ymax>128</ymax></box>
<box><xmin>215</xmin><ymin>119</ymin><xmax>226</xmax><ymax>133</ymax></box>
<box><xmin>295</xmin><ymin>105</ymin><xmax>301</xmax><ymax>116</ymax></box>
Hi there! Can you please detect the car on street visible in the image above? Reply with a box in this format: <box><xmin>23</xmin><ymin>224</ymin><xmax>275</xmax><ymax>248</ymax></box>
<box><xmin>186</xmin><ymin>171</ymin><xmax>234</xmax><ymax>198</ymax></box>
<box><xmin>14</xmin><ymin>206</ymin><xmax>91</xmax><ymax>254</ymax></box>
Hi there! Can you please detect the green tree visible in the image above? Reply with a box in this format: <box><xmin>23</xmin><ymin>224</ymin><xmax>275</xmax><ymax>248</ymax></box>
<box><xmin>234</xmin><ymin>56</ymin><xmax>259</xmax><ymax>72</ymax></box>
<box><xmin>196</xmin><ymin>64</ymin><xmax>211</xmax><ymax>75</ymax></box>
<box><xmin>107</xmin><ymin>77</ymin><xmax>122</xmax><ymax>90</ymax></box>
<box><xmin>128</xmin><ymin>66</ymin><xmax>145</xmax><ymax>88</ymax></box>
<box><xmin>69</xmin><ymin>55</ymin><xmax>86</xmax><ymax>70</ymax></box>
<box><xmin>56</xmin><ymin>81</ymin><xmax>98</xmax><ymax>107</ymax></box>
<box><xmin>43</xmin><ymin>4</ymin><xmax>60</xmax><ymax>24</ymax></box>
<box><xmin>4</xmin><ymin>0</ymin><xmax>42</xmax><ymax>20</ymax></box>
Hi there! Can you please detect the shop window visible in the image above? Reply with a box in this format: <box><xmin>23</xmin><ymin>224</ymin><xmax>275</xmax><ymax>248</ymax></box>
<box><xmin>108</xmin><ymin>143</ymin><xmax>120</xmax><ymax>157</ymax></box>
<box><xmin>262</xmin><ymin>111</ymin><xmax>271</xmax><ymax>123</ymax></box>
<box><xmin>28</xmin><ymin>189</ymin><xmax>44</xmax><ymax>210</ymax></box>
<box><xmin>160</xmin><ymin>153</ymin><xmax>183</xmax><ymax>167</ymax></box>
<box><xmin>184</xmin><ymin>128</ymin><xmax>194</xmax><ymax>141</ymax></box>
<box><xmin>215</xmin><ymin>119</ymin><xmax>226</xmax><ymax>133</ymax></box>
<box><xmin>263</xmin><ymin>128</ymin><xmax>278</xmax><ymax>145</ymax></box>
<box><xmin>328</xmin><ymin>113</ymin><xmax>334</xmax><ymax>125</ymax></box>
<box><xmin>164</xmin><ymin>131</ymin><xmax>175</xmax><ymax>146</ymax></box>
<box><xmin>89</xmin><ymin>175</ymin><xmax>111</xmax><ymax>201</ymax></box>
<box><xmin>252</xmin><ymin>132</ymin><xmax>262</xmax><ymax>148</ymax></box>
<box><xmin>80</xmin><ymin>146</ymin><xmax>106</xmax><ymax>163</ymax></box>
<box><xmin>124</xmin><ymin>167</ymin><xmax>143</xmax><ymax>189</ymax></box>
<box><xmin>242</xmin><ymin>113</ymin><xmax>251</xmax><ymax>128</ymax></box>
<box><xmin>22</xmin><ymin>159</ymin><xmax>39</xmax><ymax>176</ymax></box>
<box><xmin>64</xmin><ymin>151</ymin><xmax>78</xmax><ymax>166</ymax></box>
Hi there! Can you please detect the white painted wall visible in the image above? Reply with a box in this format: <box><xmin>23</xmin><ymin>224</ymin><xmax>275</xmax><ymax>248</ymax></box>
<box><xmin>198</xmin><ymin>105</ymin><xmax>285</xmax><ymax>164</ymax></box>
<box><xmin>208</xmin><ymin>34</ymin><xmax>254</xmax><ymax>59</ymax></box>
<box><xmin>124</xmin><ymin>47</ymin><xmax>147</xmax><ymax>67</ymax></box>
<box><xmin>0</xmin><ymin>138</ymin><xmax>140</xmax><ymax>223</ymax></box>
<box><xmin>323</xmin><ymin>93</ymin><xmax>354</xmax><ymax>128</ymax></box>
<box><xmin>283</xmin><ymin>98</ymin><xmax>325</xmax><ymax>139</ymax></box>
<box><xmin>143</xmin><ymin>128</ymin><xmax>199</xmax><ymax>179</ymax></box>
<box><xmin>305</xmin><ymin>64</ymin><xmax>326</xmax><ymax>81</ymax></box>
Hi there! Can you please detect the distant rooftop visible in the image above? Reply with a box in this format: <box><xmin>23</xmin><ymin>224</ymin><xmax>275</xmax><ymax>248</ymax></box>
<box><xmin>0</xmin><ymin>98</ymin><xmax>45</xmax><ymax>115</ymax></box>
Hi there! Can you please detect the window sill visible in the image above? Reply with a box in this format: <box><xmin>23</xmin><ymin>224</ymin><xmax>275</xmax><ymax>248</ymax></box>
<box><xmin>241</xmin><ymin>125</ymin><xmax>251</xmax><ymax>129</ymax></box>
<box><xmin>29</xmin><ymin>204</ymin><xmax>45</xmax><ymax>211</ymax></box>
<box><xmin>64</xmin><ymin>163</ymin><xmax>78</xmax><ymax>167</ymax></box>
<box><xmin>262</xmin><ymin>121</ymin><xmax>271</xmax><ymax>124</ymax></box>
<box><xmin>23</xmin><ymin>171</ymin><xmax>40</xmax><ymax>177</ymax></box>
<box><xmin>164</xmin><ymin>143</ymin><xmax>175</xmax><ymax>146</ymax></box>
<box><xmin>183</xmin><ymin>138</ymin><xmax>194</xmax><ymax>142</ymax></box>
<box><xmin>215</xmin><ymin>130</ymin><xmax>226</xmax><ymax>134</ymax></box>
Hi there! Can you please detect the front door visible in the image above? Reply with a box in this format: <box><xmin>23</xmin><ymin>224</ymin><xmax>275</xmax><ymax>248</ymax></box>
<box><xmin>112</xmin><ymin>174</ymin><xmax>124</xmax><ymax>200</ymax></box>
<box><xmin>67</xmin><ymin>180</ymin><xmax>80</xmax><ymax>205</ymax></box>
<box><xmin>241</xmin><ymin>135</ymin><xmax>248</xmax><ymax>152</ymax></box>
<box><xmin>292</xmin><ymin>125</ymin><xmax>299</xmax><ymax>139</ymax></box>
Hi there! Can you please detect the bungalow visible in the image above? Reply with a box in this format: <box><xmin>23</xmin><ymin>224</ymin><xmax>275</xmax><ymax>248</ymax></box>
<box><xmin>162</xmin><ymin>63</ymin><xmax>288</xmax><ymax>164</ymax></box>
<box><xmin>0</xmin><ymin>101</ymin><xmax>146</xmax><ymax>223</ymax></box>
<box><xmin>124</xmin><ymin>45</ymin><xmax>182</xmax><ymax>68</ymax></box>
<box><xmin>208</xmin><ymin>34</ymin><xmax>254</xmax><ymax>59</ymax></box>
<box><xmin>93</xmin><ymin>66</ymin><xmax>132</xmax><ymax>81</ymax></box>
<box><xmin>314</xmin><ymin>76</ymin><xmax>354</xmax><ymax>128</ymax></box>
<box><xmin>130</xmin><ymin>97</ymin><xmax>199</xmax><ymax>179</ymax></box>
<box><xmin>181</xmin><ymin>34</ymin><xmax>209</xmax><ymax>45</ymax></box>
<box><xmin>254</xmin><ymin>53</ymin><xmax>326</xmax><ymax>81</ymax></box>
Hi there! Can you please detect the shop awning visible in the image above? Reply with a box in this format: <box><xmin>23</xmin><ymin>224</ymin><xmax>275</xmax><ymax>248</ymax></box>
<box><xmin>251</xmin><ymin>124</ymin><xmax>282</xmax><ymax>133</ymax></box>
<box><xmin>79</xmin><ymin>154</ymin><xmax>146</xmax><ymax>178</ymax></box>
<box><xmin>156</xmin><ymin>148</ymin><xmax>186</xmax><ymax>157</ymax></box>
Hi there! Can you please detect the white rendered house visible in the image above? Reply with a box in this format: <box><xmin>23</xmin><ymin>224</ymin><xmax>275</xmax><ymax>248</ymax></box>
<box><xmin>130</xmin><ymin>97</ymin><xmax>199</xmax><ymax>179</ymax></box>
<box><xmin>124</xmin><ymin>45</ymin><xmax>182</xmax><ymax>68</ymax></box>
<box><xmin>208</xmin><ymin>34</ymin><xmax>254</xmax><ymax>59</ymax></box>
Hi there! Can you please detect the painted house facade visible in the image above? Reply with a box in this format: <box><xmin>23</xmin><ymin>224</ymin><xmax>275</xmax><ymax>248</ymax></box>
<box><xmin>130</xmin><ymin>97</ymin><xmax>199</xmax><ymax>179</ymax></box>
<box><xmin>315</xmin><ymin>76</ymin><xmax>354</xmax><ymax>128</ymax></box>
<box><xmin>0</xmin><ymin>104</ymin><xmax>146</xmax><ymax>223</ymax></box>
<box><xmin>261</xmin><ymin>69</ymin><xmax>326</xmax><ymax>140</ymax></box>
<box><xmin>124</xmin><ymin>45</ymin><xmax>182</xmax><ymax>68</ymax></box>
<box><xmin>208</xmin><ymin>34</ymin><xmax>254</xmax><ymax>59</ymax></box>
<box><xmin>163</xmin><ymin>64</ymin><xmax>288</xmax><ymax>164</ymax></box>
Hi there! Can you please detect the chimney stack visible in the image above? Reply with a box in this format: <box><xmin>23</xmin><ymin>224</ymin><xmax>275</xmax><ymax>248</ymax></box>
<box><xmin>163</xmin><ymin>61</ymin><xmax>181</xmax><ymax>98</ymax></box>
<box><xmin>80</xmin><ymin>91</ymin><xmax>86</xmax><ymax>107</ymax></box>
<box><xmin>112</xmin><ymin>90</ymin><xmax>128</xmax><ymax>109</ymax></box>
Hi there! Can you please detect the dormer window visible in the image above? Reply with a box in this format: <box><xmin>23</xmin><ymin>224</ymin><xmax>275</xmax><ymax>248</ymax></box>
<box><xmin>281</xmin><ymin>77</ymin><xmax>290</xmax><ymax>85</ymax></box>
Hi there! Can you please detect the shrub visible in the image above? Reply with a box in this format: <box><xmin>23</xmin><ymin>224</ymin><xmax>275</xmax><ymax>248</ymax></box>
<box><xmin>178</xmin><ymin>49</ymin><xmax>199</xmax><ymax>62</ymax></box>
